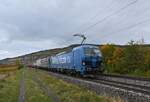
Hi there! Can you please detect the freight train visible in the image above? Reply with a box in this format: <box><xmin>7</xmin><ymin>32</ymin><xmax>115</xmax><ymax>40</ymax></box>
<box><xmin>33</xmin><ymin>44</ymin><xmax>103</xmax><ymax>75</ymax></box>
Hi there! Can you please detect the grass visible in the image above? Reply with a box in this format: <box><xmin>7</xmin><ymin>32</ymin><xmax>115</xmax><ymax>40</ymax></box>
<box><xmin>25</xmin><ymin>69</ymin><xmax>52</xmax><ymax>102</ymax></box>
<box><xmin>0</xmin><ymin>70</ymin><xmax>20</xmax><ymax>102</ymax></box>
<box><xmin>109</xmin><ymin>69</ymin><xmax>150</xmax><ymax>78</ymax></box>
<box><xmin>0</xmin><ymin>65</ymin><xmax>18</xmax><ymax>73</ymax></box>
<box><xmin>0</xmin><ymin>67</ymin><xmax>124</xmax><ymax>102</ymax></box>
<box><xmin>0</xmin><ymin>68</ymin><xmax>52</xmax><ymax>102</ymax></box>
<box><xmin>0</xmin><ymin>67</ymin><xmax>18</xmax><ymax>73</ymax></box>
<box><xmin>0</xmin><ymin>65</ymin><xmax>17</xmax><ymax>68</ymax></box>
<box><xmin>29</xmin><ymin>69</ymin><xmax>124</xmax><ymax>102</ymax></box>
<box><xmin>129</xmin><ymin>71</ymin><xmax>150</xmax><ymax>78</ymax></box>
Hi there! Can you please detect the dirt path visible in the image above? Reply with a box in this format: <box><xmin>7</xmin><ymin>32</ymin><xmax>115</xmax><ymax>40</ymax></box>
<box><xmin>18</xmin><ymin>70</ymin><xmax>25</xmax><ymax>102</ymax></box>
<box><xmin>0</xmin><ymin>74</ymin><xmax>9</xmax><ymax>80</ymax></box>
<box><xmin>32</xmin><ymin>71</ymin><xmax>61</xmax><ymax>102</ymax></box>
<box><xmin>0</xmin><ymin>74</ymin><xmax>7</xmax><ymax>80</ymax></box>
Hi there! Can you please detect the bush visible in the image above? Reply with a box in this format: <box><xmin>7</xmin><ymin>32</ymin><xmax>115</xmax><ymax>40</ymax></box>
<box><xmin>16</xmin><ymin>59</ymin><xmax>24</xmax><ymax>69</ymax></box>
<box><xmin>101</xmin><ymin>44</ymin><xmax>116</xmax><ymax>73</ymax></box>
<box><xmin>101</xmin><ymin>41</ymin><xmax>150</xmax><ymax>77</ymax></box>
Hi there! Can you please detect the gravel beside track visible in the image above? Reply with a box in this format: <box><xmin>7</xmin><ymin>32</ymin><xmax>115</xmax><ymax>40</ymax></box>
<box><xmin>97</xmin><ymin>74</ymin><xmax>150</xmax><ymax>88</ymax></box>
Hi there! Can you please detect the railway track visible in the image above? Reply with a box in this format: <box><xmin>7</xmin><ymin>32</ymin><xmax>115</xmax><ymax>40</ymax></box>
<box><xmin>72</xmin><ymin>73</ymin><xmax>150</xmax><ymax>95</ymax></box>
<box><xmin>89</xmin><ymin>74</ymin><xmax>150</xmax><ymax>95</ymax></box>
<box><xmin>87</xmin><ymin>77</ymin><xmax>150</xmax><ymax>95</ymax></box>
<box><xmin>96</xmin><ymin>74</ymin><xmax>150</xmax><ymax>87</ymax></box>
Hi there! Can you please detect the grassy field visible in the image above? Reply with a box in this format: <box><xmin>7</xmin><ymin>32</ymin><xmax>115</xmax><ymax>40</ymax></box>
<box><xmin>0</xmin><ymin>65</ymin><xmax>18</xmax><ymax>73</ymax></box>
<box><xmin>0</xmin><ymin>68</ymin><xmax>53</xmax><ymax>102</ymax></box>
<box><xmin>0</xmin><ymin>70</ymin><xmax>20</xmax><ymax>102</ymax></box>
<box><xmin>29</xmin><ymin>68</ymin><xmax>124</xmax><ymax>102</ymax></box>
<box><xmin>0</xmin><ymin>67</ymin><xmax>124</xmax><ymax>102</ymax></box>
<box><xmin>25</xmin><ymin>69</ymin><xmax>53</xmax><ymax>102</ymax></box>
<box><xmin>29</xmin><ymin>69</ymin><xmax>106</xmax><ymax>102</ymax></box>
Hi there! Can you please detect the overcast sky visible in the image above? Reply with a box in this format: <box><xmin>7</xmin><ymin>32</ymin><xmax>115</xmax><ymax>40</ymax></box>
<box><xmin>0</xmin><ymin>0</ymin><xmax>150</xmax><ymax>59</ymax></box>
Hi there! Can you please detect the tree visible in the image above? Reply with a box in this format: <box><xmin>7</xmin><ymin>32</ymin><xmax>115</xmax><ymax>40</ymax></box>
<box><xmin>16</xmin><ymin>59</ymin><xmax>23</xmax><ymax>69</ymax></box>
<box><xmin>144</xmin><ymin>50</ymin><xmax>150</xmax><ymax>71</ymax></box>
<box><xmin>100</xmin><ymin>40</ymin><xmax>150</xmax><ymax>77</ymax></box>
<box><xmin>110</xmin><ymin>48</ymin><xmax>125</xmax><ymax>73</ymax></box>
<box><xmin>118</xmin><ymin>41</ymin><xmax>145</xmax><ymax>74</ymax></box>
<box><xmin>101</xmin><ymin>44</ymin><xmax>116</xmax><ymax>72</ymax></box>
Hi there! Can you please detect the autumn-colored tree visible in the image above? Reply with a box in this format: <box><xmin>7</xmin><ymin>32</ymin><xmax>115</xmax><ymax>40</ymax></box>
<box><xmin>101</xmin><ymin>40</ymin><xmax>150</xmax><ymax>77</ymax></box>
<box><xmin>101</xmin><ymin>44</ymin><xmax>116</xmax><ymax>62</ymax></box>
<box><xmin>110</xmin><ymin>41</ymin><xmax>146</xmax><ymax>74</ymax></box>
<box><xmin>101</xmin><ymin>44</ymin><xmax>116</xmax><ymax>72</ymax></box>
<box><xmin>109</xmin><ymin>48</ymin><xmax>125</xmax><ymax>73</ymax></box>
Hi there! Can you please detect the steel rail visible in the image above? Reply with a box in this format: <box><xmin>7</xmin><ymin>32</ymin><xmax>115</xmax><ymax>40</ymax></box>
<box><xmin>87</xmin><ymin>78</ymin><xmax>150</xmax><ymax>95</ymax></box>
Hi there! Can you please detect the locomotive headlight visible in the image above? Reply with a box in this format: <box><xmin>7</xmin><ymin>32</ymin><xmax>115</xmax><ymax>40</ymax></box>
<box><xmin>82</xmin><ymin>62</ymin><xmax>85</xmax><ymax>66</ymax></box>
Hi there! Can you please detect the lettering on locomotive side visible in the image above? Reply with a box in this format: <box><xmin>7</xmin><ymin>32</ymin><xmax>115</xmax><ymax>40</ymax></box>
<box><xmin>59</xmin><ymin>57</ymin><xmax>66</xmax><ymax>63</ymax></box>
<box><xmin>57</xmin><ymin>56</ymin><xmax>71</xmax><ymax>64</ymax></box>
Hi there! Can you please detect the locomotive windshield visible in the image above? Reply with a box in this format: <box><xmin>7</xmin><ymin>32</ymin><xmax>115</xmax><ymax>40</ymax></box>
<box><xmin>84</xmin><ymin>47</ymin><xmax>101</xmax><ymax>56</ymax></box>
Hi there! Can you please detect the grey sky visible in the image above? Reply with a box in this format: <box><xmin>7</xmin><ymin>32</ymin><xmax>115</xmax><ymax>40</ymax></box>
<box><xmin>0</xmin><ymin>0</ymin><xmax>150</xmax><ymax>59</ymax></box>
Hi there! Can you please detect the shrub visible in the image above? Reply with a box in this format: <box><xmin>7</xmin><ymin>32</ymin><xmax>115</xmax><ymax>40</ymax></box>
<box><xmin>16</xmin><ymin>59</ymin><xmax>24</xmax><ymax>69</ymax></box>
<box><xmin>101</xmin><ymin>40</ymin><xmax>150</xmax><ymax>77</ymax></box>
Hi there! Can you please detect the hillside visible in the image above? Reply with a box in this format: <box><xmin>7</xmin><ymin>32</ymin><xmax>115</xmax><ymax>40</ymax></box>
<box><xmin>0</xmin><ymin>44</ymin><xmax>81</xmax><ymax>65</ymax></box>
<box><xmin>0</xmin><ymin>44</ymin><xmax>150</xmax><ymax>65</ymax></box>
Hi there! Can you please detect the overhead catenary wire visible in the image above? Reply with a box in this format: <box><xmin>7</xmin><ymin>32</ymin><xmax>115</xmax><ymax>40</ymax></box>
<box><xmin>62</xmin><ymin>0</ymin><xmax>139</xmax><ymax>45</ymax></box>
<box><xmin>72</xmin><ymin>0</ymin><xmax>117</xmax><ymax>33</ymax></box>
<box><xmin>80</xmin><ymin>0</ymin><xmax>138</xmax><ymax>33</ymax></box>
<box><xmin>101</xmin><ymin>18</ymin><xmax>150</xmax><ymax>39</ymax></box>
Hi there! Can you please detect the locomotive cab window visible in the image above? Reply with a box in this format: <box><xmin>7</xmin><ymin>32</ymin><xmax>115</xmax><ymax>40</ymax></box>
<box><xmin>84</xmin><ymin>47</ymin><xmax>101</xmax><ymax>56</ymax></box>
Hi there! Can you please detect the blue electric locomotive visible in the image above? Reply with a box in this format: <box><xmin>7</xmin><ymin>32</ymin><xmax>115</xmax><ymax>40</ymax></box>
<box><xmin>49</xmin><ymin>44</ymin><xmax>103</xmax><ymax>75</ymax></box>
